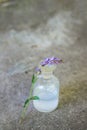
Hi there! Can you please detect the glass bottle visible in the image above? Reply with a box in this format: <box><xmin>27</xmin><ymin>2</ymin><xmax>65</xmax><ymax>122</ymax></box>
<box><xmin>33</xmin><ymin>65</ymin><xmax>59</xmax><ymax>112</ymax></box>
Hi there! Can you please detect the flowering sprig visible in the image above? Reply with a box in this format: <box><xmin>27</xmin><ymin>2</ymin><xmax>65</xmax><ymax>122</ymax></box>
<box><xmin>40</xmin><ymin>57</ymin><xmax>62</xmax><ymax>66</ymax></box>
<box><xmin>35</xmin><ymin>57</ymin><xmax>62</xmax><ymax>75</ymax></box>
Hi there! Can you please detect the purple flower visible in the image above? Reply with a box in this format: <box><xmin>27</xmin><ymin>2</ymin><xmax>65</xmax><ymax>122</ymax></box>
<box><xmin>40</xmin><ymin>57</ymin><xmax>62</xmax><ymax>66</ymax></box>
<box><xmin>35</xmin><ymin>67</ymin><xmax>41</xmax><ymax>73</ymax></box>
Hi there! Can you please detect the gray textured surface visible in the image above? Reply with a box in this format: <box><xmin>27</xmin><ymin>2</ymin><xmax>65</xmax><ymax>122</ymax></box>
<box><xmin>0</xmin><ymin>0</ymin><xmax>87</xmax><ymax>130</ymax></box>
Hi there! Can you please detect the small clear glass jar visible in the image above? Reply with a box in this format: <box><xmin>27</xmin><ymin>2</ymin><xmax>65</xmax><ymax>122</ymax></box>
<box><xmin>33</xmin><ymin>65</ymin><xmax>59</xmax><ymax>112</ymax></box>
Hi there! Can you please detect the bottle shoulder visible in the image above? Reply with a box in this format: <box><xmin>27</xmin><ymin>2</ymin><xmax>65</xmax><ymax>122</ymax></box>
<box><xmin>34</xmin><ymin>74</ymin><xmax>59</xmax><ymax>87</ymax></box>
<box><xmin>37</xmin><ymin>74</ymin><xmax>58</xmax><ymax>80</ymax></box>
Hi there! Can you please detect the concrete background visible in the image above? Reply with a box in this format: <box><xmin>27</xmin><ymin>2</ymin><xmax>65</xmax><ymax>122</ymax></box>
<box><xmin>0</xmin><ymin>0</ymin><xmax>87</xmax><ymax>129</ymax></box>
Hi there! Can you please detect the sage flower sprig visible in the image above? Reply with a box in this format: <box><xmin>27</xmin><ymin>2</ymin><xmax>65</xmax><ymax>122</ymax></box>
<box><xmin>19</xmin><ymin>74</ymin><xmax>39</xmax><ymax>123</ymax></box>
<box><xmin>40</xmin><ymin>57</ymin><xmax>62</xmax><ymax>66</ymax></box>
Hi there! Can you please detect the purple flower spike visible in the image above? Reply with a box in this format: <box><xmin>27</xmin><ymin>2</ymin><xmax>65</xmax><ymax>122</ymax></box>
<box><xmin>40</xmin><ymin>57</ymin><xmax>62</xmax><ymax>66</ymax></box>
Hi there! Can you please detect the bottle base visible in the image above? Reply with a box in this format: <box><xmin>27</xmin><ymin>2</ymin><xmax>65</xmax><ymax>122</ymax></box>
<box><xmin>33</xmin><ymin>102</ymin><xmax>58</xmax><ymax>113</ymax></box>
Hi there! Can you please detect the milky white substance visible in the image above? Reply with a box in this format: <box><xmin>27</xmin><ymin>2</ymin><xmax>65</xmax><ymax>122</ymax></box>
<box><xmin>33</xmin><ymin>88</ymin><xmax>58</xmax><ymax>112</ymax></box>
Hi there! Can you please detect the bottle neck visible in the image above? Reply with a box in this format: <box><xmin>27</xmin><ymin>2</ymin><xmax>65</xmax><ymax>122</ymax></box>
<box><xmin>41</xmin><ymin>71</ymin><xmax>53</xmax><ymax>79</ymax></box>
<box><xmin>39</xmin><ymin>64</ymin><xmax>56</xmax><ymax>79</ymax></box>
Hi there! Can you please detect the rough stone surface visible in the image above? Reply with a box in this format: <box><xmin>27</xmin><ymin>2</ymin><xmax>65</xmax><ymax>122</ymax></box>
<box><xmin>0</xmin><ymin>0</ymin><xmax>87</xmax><ymax>130</ymax></box>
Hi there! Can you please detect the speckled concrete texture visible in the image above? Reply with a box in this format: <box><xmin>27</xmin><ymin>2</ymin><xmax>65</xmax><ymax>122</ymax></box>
<box><xmin>0</xmin><ymin>0</ymin><xmax>87</xmax><ymax>130</ymax></box>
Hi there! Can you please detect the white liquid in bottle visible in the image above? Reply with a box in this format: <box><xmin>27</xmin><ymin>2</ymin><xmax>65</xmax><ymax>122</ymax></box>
<box><xmin>33</xmin><ymin>84</ymin><xmax>59</xmax><ymax>112</ymax></box>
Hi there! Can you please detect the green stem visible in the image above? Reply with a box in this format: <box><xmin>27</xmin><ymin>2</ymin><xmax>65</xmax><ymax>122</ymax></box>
<box><xmin>19</xmin><ymin>82</ymin><xmax>34</xmax><ymax>124</ymax></box>
<box><xmin>19</xmin><ymin>74</ymin><xmax>39</xmax><ymax>124</ymax></box>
